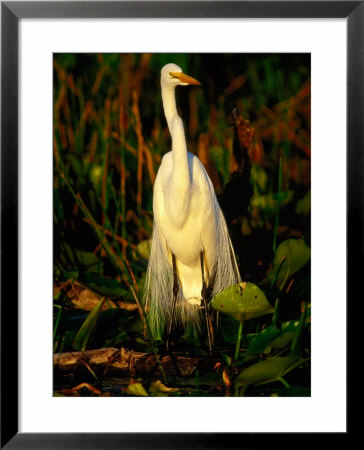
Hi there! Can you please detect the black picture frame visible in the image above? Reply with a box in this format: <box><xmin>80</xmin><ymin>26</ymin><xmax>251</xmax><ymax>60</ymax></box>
<box><xmin>1</xmin><ymin>1</ymin><xmax>358</xmax><ymax>448</ymax></box>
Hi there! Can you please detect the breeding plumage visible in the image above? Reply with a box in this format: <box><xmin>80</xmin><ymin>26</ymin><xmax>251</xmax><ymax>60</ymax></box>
<box><xmin>143</xmin><ymin>63</ymin><xmax>240</xmax><ymax>343</ymax></box>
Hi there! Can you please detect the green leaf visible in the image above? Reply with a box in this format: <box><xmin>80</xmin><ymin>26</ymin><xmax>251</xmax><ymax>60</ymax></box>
<box><xmin>73</xmin><ymin>297</ymin><xmax>106</xmax><ymax>351</ymax></box>
<box><xmin>212</xmin><ymin>282</ymin><xmax>274</xmax><ymax>322</ymax></box>
<box><xmin>149</xmin><ymin>380</ymin><xmax>179</xmax><ymax>397</ymax></box>
<box><xmin>295</xmin><ymin>189</ymin><xmax>311</xmax><ymax>215</ymax></box>
<box><xmin>63</xmin><ymin>243</ymin><xmax>103</xmax><ymax>273</ymax></box>
<box><xmin>251</xmin><ymin>191</ymin><xmax>294</xmax><ymax>215</ymax></box>
<box><xmin>126</xmin><ymin>382</ymin><xmax>149</xmax><ymax>397</ymax></box>
<box><xmin>247</xmin><ymin>319</ymin><xmax>304</xmax><ymax>355</ymax></box>
<box><xmin>66</xmin><ymin>154</ymin><xmax>85</xmax><ymax>178</ymax></box>
<box><xmin>79</xmin><ymin>272</ymin><xmax>129</xmax><ymax>298</ymax></box>
<box><xmin>63</xmin><ymin>271</ymin><xmax>129</xmax><ymax>299</ymax></box>
<box><xmin>219</xmin><ymin>352</ymin><xmax>232</xmax><ymax>367</ymax></box>
<box><xmin>235</xmin><ymin>355</ymin><xmax>306</xmax><ymax>388</ymax></box>
<box><xmin>291</xmin><ymin>303</ymin><xmax>308</xmax><ymax>356</ymax></box>
<box><xmin>269</xmin><ymin>331</ymin><xmax>295</xmax><ymax>351</ymax></box>
<box><xmin>246</xmin><ymin>325</ymin><xmax>280</xmax><ymax>354</ymax></box>
<box><xmin>210</xmin><ymin>145</ymin><xmax>231</xmax><ymax>187</ymax></box>
<box><xmin>89</xmin><ymin>164</ymin><xmax>103</xmax><ymax>190</ymax></box>
<box><xmin>103</xmin><ymin>330</ymin><xmax>128</xmax><ymax>348</ymax></box>
<box><xmin>137</xmin><ymin>240</ymin><xmax>152</xmax><ymax>260</ymax></box>
<box><xmin>251</xmin><ymin>163</ymin><xmax>268</xmax><ymax>194</ymax></box>
<box><xmin>268</xmin><ymin>239</ymin><xmax>311</xmax><ymax>289</ymax></box>
<box><xmin>219</xmin><ymin>315</ymin><xmax>240</xmax><ymax>344</ymax></box>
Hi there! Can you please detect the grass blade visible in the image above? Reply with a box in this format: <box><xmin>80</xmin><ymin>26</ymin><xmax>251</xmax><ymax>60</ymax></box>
<box><xmin>73</xmin><ymin>297</ymin><xmax>106</xmax><ymax>351</ymax></box>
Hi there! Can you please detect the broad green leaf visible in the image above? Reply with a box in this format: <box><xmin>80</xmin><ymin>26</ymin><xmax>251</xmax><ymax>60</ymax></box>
<box><xmin>248</xmin><ymin>320</ymin><xmax>304</xmax><ymax>355</ymax></box>
<box><xmin>126</xmin><ymin>382</ymin><xmax>148</xmax><ymax>397</ymax></box>
<box><xmin>73</xmin><ymin>297</ymin><xmax>106</xmax><ymax>351</ymax></box>
<box><xmin>246</xmin><ymin>325</ymin><xmax>280</xmax><ymax>354</ymax></box>
<box><xmin>269</xmin><ymin>331</ymin><xmax>295</xmax><ymax>351</ymax></box>
<box><xmin>212</xmin><ymin>282</ymin><xmax>274</xmax><ymax>322</ymax></box>
<box><xmin>235</xmin><ymin>355</ymin><xmax>305</xmax><ymax>387</ymax></box>
<box><xmin>268</xmin><ymin>239</ymin><xmax>311</xmax><ymax>289</ymax></box>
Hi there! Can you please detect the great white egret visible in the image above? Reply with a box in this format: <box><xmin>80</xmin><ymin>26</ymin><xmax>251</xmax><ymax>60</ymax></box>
<box><xmin>143</xmin><ymin>63</ymin><xmax>240</xmax><ymax>350</ymax></box>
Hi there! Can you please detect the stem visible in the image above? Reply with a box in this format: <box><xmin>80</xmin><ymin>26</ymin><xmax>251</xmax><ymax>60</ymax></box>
<box><xmin>234</xmin><ymin>320</ymin><xmax>244</xmax><ymax>361</ymax></box>
<box><xmin>132</xmin><ymin>90</ymin><xmax>144</xmax><ymax>218</ymax></box>
<box><xmin>61</xmin><ymin>172</ymin><xmax>126</xmax><ymax>275</ymax></box>
<box><xmin>118</xmin><ymin>84</ymin><xmax>127</xmax><ymax>257</ymax></box>
<box><xmin>273</xmin><ymin>156</ymin><xmax>283</xmax><ymax>255</ymax></box>
<box><xmin>120</xmin><ymin>141</ymin><xmax>126</xmax><ymax>257</ymax></box>
<box><xmin>272</xmin><ymin>297</ymin><xmax>280</xmax><ymax>328</ymax></box>
<box><xmin>278</xmin><ymin>377</ymin><xmax>291</xmax><ymax>389</ymax></box>
<box><xmin>53</xmin><ymin>305</ymin><xmax>62</xmax><ymax>352</ymax></box>
<box><xmin>79</xmin><ymin>358</ymin><xmax>101</xmax><ymax>385</ymax></box>
<box><xmin>101</xmin><ymin>97</ymin><xmax>111</xmax><ymax>227</ymax></box>
<box><xmin>269</xmin><ymin>255</ymin><xmax>286</xmax><ymax>290</ymax></box>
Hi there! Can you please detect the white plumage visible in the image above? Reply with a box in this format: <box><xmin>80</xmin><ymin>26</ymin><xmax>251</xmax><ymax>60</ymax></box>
<box><xmin>143</xmin><ymin>63</ymin><xmax>240</xmax><ymax>341</ymax></box>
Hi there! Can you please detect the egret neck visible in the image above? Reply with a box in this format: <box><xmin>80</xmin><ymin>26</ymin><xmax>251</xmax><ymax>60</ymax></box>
<box><xmin>161</xmin><ymin>84</ymin><xmax>191</xmax><ymax>227</ymax></box>
<box><xmin>161</xmin><ymin>82</ymin><xmax>178</xmax><ymax>134</ymax></box>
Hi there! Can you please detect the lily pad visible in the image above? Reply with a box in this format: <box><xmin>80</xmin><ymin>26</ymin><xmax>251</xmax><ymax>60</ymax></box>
<box><xmin>212</xmin><ymin>282</ymin><xmax>274</xmax><ymax>322</ymax></box>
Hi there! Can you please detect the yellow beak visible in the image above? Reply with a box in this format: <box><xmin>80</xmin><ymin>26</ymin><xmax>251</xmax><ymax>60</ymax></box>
<box><xmin>169</xmin><ymin>71</ymin><xmax>201</xmax><ymax>86</ymax></box>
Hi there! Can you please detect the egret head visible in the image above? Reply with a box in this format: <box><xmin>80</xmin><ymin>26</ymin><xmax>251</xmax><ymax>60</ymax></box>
<box><xmin>161</xmin><ymin>63</ymin><xmax>201</xmax><ymax>88</ymax></box>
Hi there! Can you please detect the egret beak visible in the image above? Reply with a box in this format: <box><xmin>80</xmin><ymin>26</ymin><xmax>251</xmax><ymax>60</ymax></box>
<box><xmin>169</xmin><ymin>71</ymin><xmax>201</xmax><ymax>86</ymax></box>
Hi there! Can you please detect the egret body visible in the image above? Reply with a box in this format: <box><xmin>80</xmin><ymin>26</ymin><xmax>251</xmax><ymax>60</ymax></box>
<box><xmin>144</xmin><ymin>63</ymin><xmax>240</xmax><ymax>344</ymax></box>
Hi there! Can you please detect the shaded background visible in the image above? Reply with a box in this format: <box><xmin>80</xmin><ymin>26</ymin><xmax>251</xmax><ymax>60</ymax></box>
<box><xmin>53</xmin><ymin>54</ymin><xmax>310</xmax><ymax>396</ymax></box>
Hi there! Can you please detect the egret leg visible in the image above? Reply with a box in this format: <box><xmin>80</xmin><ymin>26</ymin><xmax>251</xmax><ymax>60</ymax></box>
<box><xmin>200</xmin><ymin>251</ymin><xmax>213</xmax><ymax>354</ymax></box>
<box><xmin>166</xmin><ymin>253</ymin><xmax>178</xmax><ymax>352</ymax></box>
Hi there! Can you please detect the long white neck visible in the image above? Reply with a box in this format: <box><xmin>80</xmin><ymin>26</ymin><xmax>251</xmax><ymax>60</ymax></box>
<box><xmin>170</xmin><ymin>115</ymin><xmax>189</xmax><ymax>183</ymax></box>
<box><xmin>161</xmin><ymin>82</ymin><xmax>191</xmax><ymax>225</ymax></box>
<box><xmin>161</xmin><ymin>82</ymin><xmax>178</xmax><ymax>134</ymax></box>
<box><xmin>161</xmin><ymin>81</ymin><xmax>189</xmax><ymax>175</ymax></box>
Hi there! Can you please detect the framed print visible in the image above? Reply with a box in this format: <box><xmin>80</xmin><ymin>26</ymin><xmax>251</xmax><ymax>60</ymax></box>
<box><xmin>1</xmin><ymin>1</ymin><xmax>358</xmax><ymax>448</ymax></box>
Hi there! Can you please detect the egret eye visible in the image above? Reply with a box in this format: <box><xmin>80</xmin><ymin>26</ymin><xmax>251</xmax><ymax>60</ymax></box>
<box><xmin>169</xmin><ymin>72</ymin><xmax>175</xmax><ymax>79</ymax></box>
